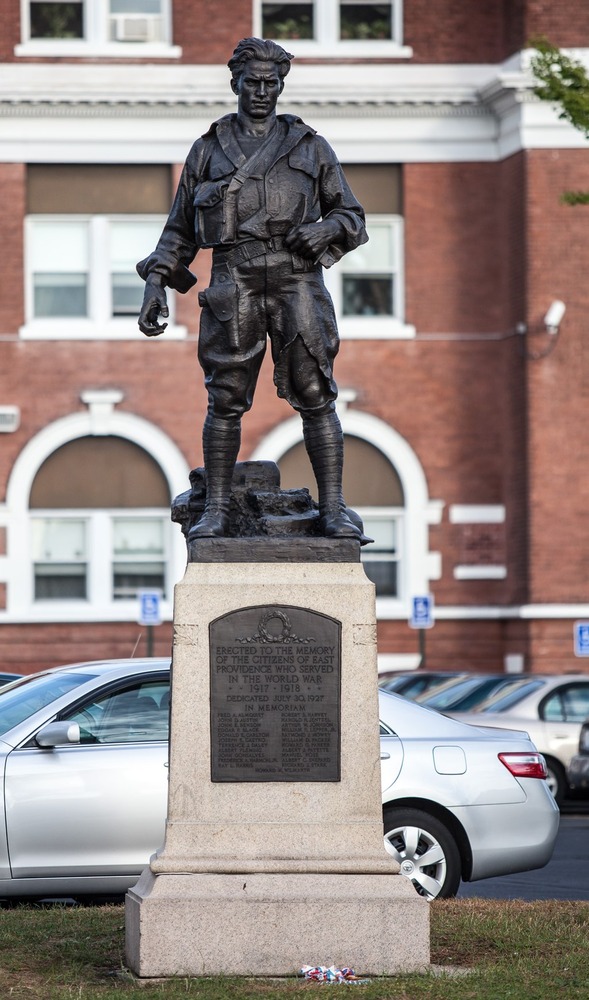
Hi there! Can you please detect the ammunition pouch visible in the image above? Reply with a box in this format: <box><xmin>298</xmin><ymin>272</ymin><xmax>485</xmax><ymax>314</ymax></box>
<box><xmin>198</xmin><ymin>271</ymin><xmax>240</xmax><ymax>351</ymax></box>
<box><xmin>193</xmin><ymin>179</ymin><xmax>230</xmax><ymax>247</ymax></box>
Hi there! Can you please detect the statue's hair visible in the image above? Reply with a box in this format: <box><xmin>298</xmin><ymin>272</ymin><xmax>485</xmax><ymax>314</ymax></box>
<box><xmin>228</xmin><ymin>37</ymin><xmax>294</xmax><ymax>81</ymax></box>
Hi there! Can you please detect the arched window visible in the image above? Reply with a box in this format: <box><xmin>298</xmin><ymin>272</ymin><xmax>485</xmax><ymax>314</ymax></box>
<box><xmin>278</xmin><ymin>436</ymin><xmax>405</xmax><ymax>597</ymax></box>
<box><xmin>30</xmin><ymin>436</ymin><xmax>171</xmax><ymax>602</ymax></box>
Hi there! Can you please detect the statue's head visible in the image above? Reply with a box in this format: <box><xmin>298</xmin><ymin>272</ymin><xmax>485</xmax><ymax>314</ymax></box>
<box><xmin>228</xmin><ymin>37</ymin><xmax>294</xmax><ymax>87</ymax></box>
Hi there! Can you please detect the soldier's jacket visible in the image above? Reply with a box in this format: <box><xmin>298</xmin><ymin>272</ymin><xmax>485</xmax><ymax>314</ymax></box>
<box><xmin>137</xmin><ymin>114</ymin><xmax>367</xmax><ymax>292</ymax></box>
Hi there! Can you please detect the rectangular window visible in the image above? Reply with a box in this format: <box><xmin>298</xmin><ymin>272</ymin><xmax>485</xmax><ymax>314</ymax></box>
<box><xmin>261</xmin><ymin>3</ymin><xmax>314</xmax><ymax>39</ymax></box>
<box><xmin>109</xmin><ymin>220</ymin><xmax>159</xmax><ymax>316</ymax></box>
<box><xmin>31</xmin><ymin>513</ymin><xmax>168</xmax><ymax>604</ymax></box>
<box><xmin>112</xmin><ymin>517</ymin><xmax>165</xmax><ymax>599</ymax></box>
<box><xmin>325</xmin><ymin>216</ymin><xmax>412</xmax><ymax>339</ymax></box>
<box><xmin>339</xmin><ymin>1</ymin><xmax>392</xmax><ymax>40</ymax></box>
<box><xmin>30</xmin><ymin>0</ymin><xmax>84</xmax><ymax>38</ymax></box>
<box><xmin>32</xmin><ymin>518</ymin><xmax>88</xmax><ymax>600</ymax></box>
<box><xmin>360</xmin><ymin>514</ymin><xmax>400</xmax><ymax>597</ymax></box>
<box><xmin>31</xmin><ymin>220</ymin><xmax>89</xmax><ymax>318</ymax></box>
<box><xmin>341</xmin><ymin>222</ymin><xmax>396</xmax><ymax>317</ymax></box>
<box><xmin>20</xmin><ymin>0</ymin><xmax>176</xmax><ymax>54</ymax></box>
<box><xmin>257</xmin><ymin>0</ymin><xmax>408</xmax><ymax>55</ymax></box>
<box><xmin>24</xmin><ymin>215</ymin><xmax>169</xmax><ymax>337</ymax></box>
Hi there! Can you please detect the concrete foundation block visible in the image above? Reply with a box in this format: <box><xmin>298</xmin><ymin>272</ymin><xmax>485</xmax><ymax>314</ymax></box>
<box><xmin>126</xmin><ymin>869</ymin><xmax>430</xmax><ymax>977</ymax></box>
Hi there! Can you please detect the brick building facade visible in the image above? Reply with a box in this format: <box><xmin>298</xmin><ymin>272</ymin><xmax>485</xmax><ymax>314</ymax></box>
<box><xmin>1</xmin><ymin>0</ymin><xmax>588</xmax><ymax>676</ymax></box>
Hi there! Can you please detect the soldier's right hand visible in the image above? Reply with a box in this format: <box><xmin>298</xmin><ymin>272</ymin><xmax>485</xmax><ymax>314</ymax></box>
<box><xmin>138</xmin><ymin>276</ymin><xmax>169</xmax><ymax>336</ymax></box>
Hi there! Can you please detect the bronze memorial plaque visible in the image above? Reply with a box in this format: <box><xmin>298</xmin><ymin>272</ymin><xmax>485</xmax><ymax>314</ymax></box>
<box><xmin>210</xmin><ymin>605</ymin><xmax>341</xmax><ymax>781</ymax></box>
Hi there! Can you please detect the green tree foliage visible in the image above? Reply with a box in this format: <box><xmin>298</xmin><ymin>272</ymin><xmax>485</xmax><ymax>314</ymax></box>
<box><xmin>531</xmin><ymin>39</ymin><xmax>589</xmax><ymax>203</ymax></box>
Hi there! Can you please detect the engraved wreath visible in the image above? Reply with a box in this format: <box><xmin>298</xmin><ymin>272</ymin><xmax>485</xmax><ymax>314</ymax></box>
<box><xmin>238</xmin><ymin>609</ymin><xmax>315</xmax><ymax>644</ymax></box>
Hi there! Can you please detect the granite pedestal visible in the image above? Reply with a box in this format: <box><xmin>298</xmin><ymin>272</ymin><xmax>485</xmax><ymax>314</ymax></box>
<box><xmin>125</xmin><ymin>548</ymin><xmax>429</xmax><ymax>977</ymax></box>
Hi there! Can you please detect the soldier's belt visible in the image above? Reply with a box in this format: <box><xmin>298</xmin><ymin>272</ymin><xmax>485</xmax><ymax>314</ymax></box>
<box><xmin>215</xmin><ymin>236</ymin><xmax>290</xmax><ymax>267</ymax></box>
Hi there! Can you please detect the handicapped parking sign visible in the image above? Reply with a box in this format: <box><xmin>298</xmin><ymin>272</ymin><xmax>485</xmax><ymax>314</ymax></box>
<box><xmin>574</xmin><ymin>621</ymin><xmax>589</xmax><ymax>657</ymax></box>
<box><xmin>138</xmin><ymin>589</ymin><xmax>162</xmax><ymax>627</ymax></box>
<box><xmin>409</xmin><ymin>595</ymin><xmax>434</xmax><ymax>630</ymax></box>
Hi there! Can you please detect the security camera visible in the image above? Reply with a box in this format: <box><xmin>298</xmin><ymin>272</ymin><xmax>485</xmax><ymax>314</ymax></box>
<box><xmin>544</xmin><ymin>300</ymin><xmax>566</xmax><ymax>334</ymax></box>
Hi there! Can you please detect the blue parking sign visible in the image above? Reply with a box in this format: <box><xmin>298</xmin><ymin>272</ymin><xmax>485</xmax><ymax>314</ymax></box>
<box><xmin>574</xmin><ymin>621</ymin><xmax>589</xmax><ymax>657</ymax></box>
<box><xmin>138</xmin><ymin>589</ymin><xmax>162</xmax><ymax>626</ymax></box>
<box><xmin>409</xmin><ymin>595</ymin><xmax>434</xmax><ymax>630</ymax></box>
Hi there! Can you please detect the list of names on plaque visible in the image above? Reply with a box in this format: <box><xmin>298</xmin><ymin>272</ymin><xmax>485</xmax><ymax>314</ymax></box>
<box><xmin>210</xmin><ymin>606</ymin><xmax>341</xmax><ymax>781</ymax></box>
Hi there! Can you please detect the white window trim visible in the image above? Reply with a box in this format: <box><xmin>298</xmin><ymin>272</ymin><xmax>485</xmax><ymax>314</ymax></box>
<box><xmin>359</xmin><ymin>505</ymin><xmax>404</xmax><ymax>601</ymax></box>
<box><xmin>22</xmin><ymin>214</ymin><xmax>187</xmax><ymax>341</ymax></box>
<box><xmin>449</xmin><ymin>504</ymin><xmax>506</xmax><ymax>524</ymax></box>
<box><xmin>253</xmin><ymin>0</ymin><xmax>412</xmax><ymax>59</ymax></box>
<box><xmin>324</xmin><ymin>215</ymin><xmax>415</xmax><ymax>340</ymax></box>
<box><xmin>16</xmin><ymin>0</ymin><xmax>181</xmax><ymax>58</ymax></box>
<box><xmin>31</xmin><ymin>508</ymin><xmax>171</xmax><ymax>608</ymax></box>
<box><xmin>2</xmin><ymin>409</ymin><xmax>190</xmax><ymax>623</ymax></box>
<box><xmin>250</xmin><ymin>406</ymin><xmax>434</xmax><ymax>619</ymax></box>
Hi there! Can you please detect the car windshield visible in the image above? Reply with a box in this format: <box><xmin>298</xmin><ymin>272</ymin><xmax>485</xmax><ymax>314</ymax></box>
<box><xmin>419</xmin><ymin>677</ymin><xmax>506</xmax><ymax>710</ymax></box>
<box><xmin>478</xmin><ymin>679</ymin><xmax>546</xmax><ymax>713</ymax></box>
<box><xmin>0</xmin><ymin>672</ymin><xmax>98</xmax><ymax>736</ymax></box>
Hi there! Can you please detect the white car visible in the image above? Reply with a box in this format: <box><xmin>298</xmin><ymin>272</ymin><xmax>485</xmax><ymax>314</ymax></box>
<box><xmin>0</xmin><ymin>659</ymin><xmax>559</xmax><ymax>902</ymax></box>
<box><xmin>443</xmin><ymin>674</ymin><xmax>589</xmax><ymax>804</ymax></box>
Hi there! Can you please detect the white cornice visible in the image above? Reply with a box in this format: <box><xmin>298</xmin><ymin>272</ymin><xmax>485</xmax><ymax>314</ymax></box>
<box><xmin>1</xmin><ymin>51</ymin><xmax>587</xmax><ymax>163</ymax></box>
<box><xmin>0</xmin><ymin>62</ymin><xmax>496</xmax><ymax>108</ymax></box>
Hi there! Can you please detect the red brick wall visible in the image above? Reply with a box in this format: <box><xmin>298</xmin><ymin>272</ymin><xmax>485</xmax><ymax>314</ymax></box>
<box><xmin>398</xmin><ymin>159</ymin><xmax>528</xmax><ymax>606</ymax></box>
<box><xmin>405</xmin><ymin>0</ymin><xmax>504</xmax><ymax>64</ymax></box>
<box><xmin>524</xmin><ymin>150</ymin><xmax>589</xmax><ymax>605</ymax></box>
<box><xmin>523</xmin><ymin>1</ymin><xmax>589</xmax><ymax>51</ymax></box>
<box><xmin>377</xmin><ymin>616</ymin><xmax>589</xmax><ymax>675</ymax></box>
<box><xmin>175</xmin><ymin>0</ymin><xmax>253</xmax><ymax>64</ymax></box>
<box><xmin>0</xmin><ymin>0</ymin><xmax>20</xmax><ymax>61</ymax></box>
<box><xmin>401</xmin><ymin>0</ymin><xmax>589</xmax><ymax>63</ymax></box>
<box><xmin>1</xmin><ymin>338</ymin><xmax>206</xmax><ymax>495</ymax></box>
<box><xmin>1</xmin><ymin>622</ymin><xmax>173</xmax><ymax>674</ymax></box>
<box><xmin>405</xmin><ymin>161</ymin><xmax>512</xmax><ymax>335</ymax></box>
<box><xmin>0</xmin><ymin>163</ymin><xmax>25</xmax><ymax>334</ymax></box>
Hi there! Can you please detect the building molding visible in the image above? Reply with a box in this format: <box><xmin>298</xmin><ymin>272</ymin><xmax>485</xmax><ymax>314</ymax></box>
<box><xmin>3</xmin><ymin>408</ymin><xmax>190</xmax><ymax>617</ymax></box>
<box><xmin>1</xmin><ymin>52</ymin><xmax>587</xmax><ymax>163</ymax></box>
<box><xmin>250</xmin><ymin>406</ymin><xmax>433</xmax><ymax>605</ymax></box>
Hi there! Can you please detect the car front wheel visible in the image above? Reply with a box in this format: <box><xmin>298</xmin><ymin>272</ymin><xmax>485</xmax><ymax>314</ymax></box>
<box><xmin>383</xmin><ymin>807</ymin><xmax>462</xmax><ymax>900</ymax></box>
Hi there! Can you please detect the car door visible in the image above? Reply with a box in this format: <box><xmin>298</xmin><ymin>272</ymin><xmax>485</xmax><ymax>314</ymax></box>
<box><xmin>4</xmin><ymin>675</ymin><xmax>169</xmax><ymax>879</ymax></box>
<box><xmin>538</xmin><ymin>681</ymin><xmax>589</xmax><ymax>768</ymax></box>
<box><xmin>379</xmin><ymin>723</ymin><xmax>403</xmax><ymax>793</ymax></box>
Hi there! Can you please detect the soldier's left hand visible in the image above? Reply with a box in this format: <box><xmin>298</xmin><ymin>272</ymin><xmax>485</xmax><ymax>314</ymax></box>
<box><xmin>285</xmin><ymin>219</ymin><xmax>343</xmax><ymax>260</ymax></box>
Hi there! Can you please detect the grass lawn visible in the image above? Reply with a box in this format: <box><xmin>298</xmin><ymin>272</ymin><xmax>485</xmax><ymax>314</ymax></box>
<box><xmin>1</xmin><ymin>898</ymin><xmax>588</xmax><ymax>999</ymax></box>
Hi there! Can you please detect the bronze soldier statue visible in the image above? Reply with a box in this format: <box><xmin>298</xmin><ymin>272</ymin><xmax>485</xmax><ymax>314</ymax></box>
<box><xmin>138</xmin><ymin>37</ymin><xmax>368</xmax><ymax>542</ymax></box>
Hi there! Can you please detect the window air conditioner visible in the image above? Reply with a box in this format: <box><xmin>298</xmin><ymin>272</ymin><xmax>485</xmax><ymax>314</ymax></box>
<box><xmin>113</xmin><ymin>16</ymin><xmax>158</xmax><ymax>43</ymax></box>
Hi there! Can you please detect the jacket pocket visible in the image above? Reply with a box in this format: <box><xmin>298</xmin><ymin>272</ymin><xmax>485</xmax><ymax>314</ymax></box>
<box><xmin>193</xmin><ymin>180</ymin><xmax>229</xmax><ymax>246</ymax></box>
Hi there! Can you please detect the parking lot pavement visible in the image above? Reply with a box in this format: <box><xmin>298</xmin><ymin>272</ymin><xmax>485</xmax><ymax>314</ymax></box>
<box><xmin>459</xmin><ymin>809</ymin><xmax>589</xmax><ymax>901</ymax></box>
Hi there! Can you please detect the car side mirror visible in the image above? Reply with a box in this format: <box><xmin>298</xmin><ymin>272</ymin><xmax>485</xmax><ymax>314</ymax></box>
<box><xmin>35</xmin><ymin>721</ymin><xmax>81</xmax><ymax>748</ymax></box>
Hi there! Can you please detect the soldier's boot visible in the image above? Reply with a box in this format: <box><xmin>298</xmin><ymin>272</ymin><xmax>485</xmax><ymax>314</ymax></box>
<box><xmin>302</xmin><ymin>410</ymin><xmax>362</xmax><ymax>540</ymax></box>
<box><xmin>188</xmin><ymin>414</ymin><xmax>241</xmax><ymax>539</ymax></box>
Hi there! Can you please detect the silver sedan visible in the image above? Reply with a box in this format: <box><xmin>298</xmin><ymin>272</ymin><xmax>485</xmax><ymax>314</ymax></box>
<box><xmin>0</xmin><ymin>658</ymin><xmax>558</xmax><ymax>901</ymax></box>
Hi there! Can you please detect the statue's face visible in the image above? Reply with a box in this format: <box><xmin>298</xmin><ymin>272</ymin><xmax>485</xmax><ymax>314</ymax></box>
<box><xmin>232</xmin><ymin>60</ymin><xmax>284</xmax><ymax>119</ymax></box>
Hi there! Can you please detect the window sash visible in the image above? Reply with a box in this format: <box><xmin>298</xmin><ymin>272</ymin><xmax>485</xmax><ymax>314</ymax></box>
<box><xmin>64</xmin><ymin>679</ymin><xmax>170</xmax><ymax>743</ymax></box>
<box><xmin>32</xmin><ymin>516</ymin><xmax>88</xmax><ymax>600</ymax></box>
<box><xmin>325</xmin><ymin>215</ymin><xmax>404</xmax><ymax>328</ymax></box>
<box><xmin>26</xmin><ymin>215</ymin><xmax>167</xmax><ymax>325</ymax></box>
<box><xmin>29</xmin><ymin>1</ymin><xmax>84</xmax><ymax>40</ymax></box>
<box><xmin>359</xmin><ymin>509</ymin><xmax>402</xmax><ymax>599</ymax></box>
<box><xmin>257</xmin><ymin>0</ymin><xmax>403</xmax><ymax>48</ymax></box>
<box><xmin>31</xmin><ymin>511</ymin><xmax>169</xmax><ymax>604</ymax></box>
